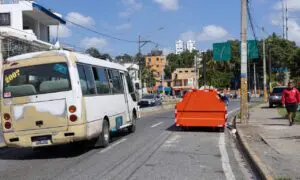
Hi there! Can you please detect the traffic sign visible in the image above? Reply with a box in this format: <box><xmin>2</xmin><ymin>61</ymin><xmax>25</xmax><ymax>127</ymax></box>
<box><xmin>213</xmin><ymin>42</ymin><xmax>231</xmax><ymax>61</ymax></box>
<box><xmin>239</xmin><ymin>40</ymin><xmax>259</xmax><ymax>60</ymax></box>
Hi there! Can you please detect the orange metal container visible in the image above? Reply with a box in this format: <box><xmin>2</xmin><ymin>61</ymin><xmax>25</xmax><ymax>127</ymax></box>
<box><xmin>175</xmin><ymin>88</ymin><xmax>227</xmax><ymax>128</ymax></box>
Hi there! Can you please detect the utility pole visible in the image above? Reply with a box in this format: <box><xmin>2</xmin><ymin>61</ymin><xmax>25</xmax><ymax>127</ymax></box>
<box><xmin>281</xmin><ymin>0</ymin><xmax>285</xmax><ymax>39</ymax></box>
<box><xmin>138</xmin><ymin>35</ymin><xmax>143</xmax><ymax>96</ymax></box>
<box><xmin>285</xmin><ymin>0</ymin><xmax>288</xmax><ymax>40</ymax></box>
<box><xmin>194</xmin><ymin>54</ymin><xmax>199</xmax><ymax>89</ymax></box>
<box><xmin>241</xmin><ymin>0</ymin><xmax>249</xmax><ymax>123</ymax></box>
<box><xmin>268</xmin><ymin>48</ymin><xmax>272</xmax><ymax>93</ymax></box>
<box><xmin>263</xmin><ymin>38</ymin><xmax>268</xmax><ymax>102</ymax></box>
<box><xmin>202</xmin><ymin>52</ymin><xmax>206</xmax><ymax>86</ymax></box>
<box><xmin>253</xmin><ymin>62</ymin><xmax>257</xmax><ymax>97</ymax></box>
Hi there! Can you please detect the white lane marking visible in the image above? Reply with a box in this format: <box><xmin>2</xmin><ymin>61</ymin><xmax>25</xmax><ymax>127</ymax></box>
<box><xmin>98</xmin><ymin>138</ymin><xmax>127</xmax><ymax>154</ymax></box>
<box><xmin>219</xmin><ymin>133</ymin><xmax>236</xmax><ymax>180</ymax></box>
<box><xmin>151</xmin><ymin>122</ymin><xmax>163</xmax><ymax>128</ymax></box>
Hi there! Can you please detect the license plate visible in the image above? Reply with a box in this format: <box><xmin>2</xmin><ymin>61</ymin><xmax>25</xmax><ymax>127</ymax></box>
<box><xmin>33</xmin><ymin>140</ymin><xmax>51</xmax><ymax>146</ymax></box>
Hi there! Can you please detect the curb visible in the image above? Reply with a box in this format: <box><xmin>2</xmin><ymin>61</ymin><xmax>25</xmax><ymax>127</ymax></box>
<box><xmin>236</xmin><ymin>126</ymin><xmax>274</xmax><ymax>180</ymax></box>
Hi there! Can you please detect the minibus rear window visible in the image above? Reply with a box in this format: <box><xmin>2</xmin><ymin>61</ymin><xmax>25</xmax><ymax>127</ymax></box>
<box><xmin>3</xmin><ymin>63</ymin><xmax>71</xmax><ymax>98</ymax></box>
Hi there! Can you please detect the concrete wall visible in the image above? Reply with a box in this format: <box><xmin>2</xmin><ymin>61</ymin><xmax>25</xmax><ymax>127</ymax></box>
<box><xmin>0</xmin><ymin>1</ymin><xmax>32</xmax><ymax>30</ymax></box>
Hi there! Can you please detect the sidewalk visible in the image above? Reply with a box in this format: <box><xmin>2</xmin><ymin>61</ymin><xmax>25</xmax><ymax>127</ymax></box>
<box><xmin>237</xmin><ymin>104</ymin><xmax>300</xmax><ymax>179</ymax></box>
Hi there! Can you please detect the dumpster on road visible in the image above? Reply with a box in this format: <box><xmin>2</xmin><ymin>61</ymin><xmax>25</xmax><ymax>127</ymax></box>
<box><xmin>175</xmin><ymin>88</ymin><xmax>227</xmax><ymax>131</ymax></box>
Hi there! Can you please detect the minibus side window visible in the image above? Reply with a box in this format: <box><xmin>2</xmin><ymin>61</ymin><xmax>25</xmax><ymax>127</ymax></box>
<box><xmin>93</xmin><ymin>67</ymin><xmax>110</xmax><ymax>95</ymax></box>
<box><xmin>77</xmin><ymin>64</ymin><xmax>89</xmax><ymax>95</ymax></box>
<box><xmin>83</xmin><ymin>65</ymin><xmax>96</xmax><ymax>95</ymax></box>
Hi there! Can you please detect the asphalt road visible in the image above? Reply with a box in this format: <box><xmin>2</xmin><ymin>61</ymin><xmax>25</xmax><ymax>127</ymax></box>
<box><xmin>0</xmin><ymin>101</ymin><xmax>255</xmax><ymax>180</ymax></box>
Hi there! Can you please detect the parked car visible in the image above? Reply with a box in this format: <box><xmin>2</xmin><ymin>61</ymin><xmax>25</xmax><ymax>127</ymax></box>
<box><xmin>138</xmin><ymin>94</ymin><xmax>161</xmax><ymax>107</ymax></box>
<box><xmin>269</xmin><ymin>86</ymin><xmax>287</xmax><ymax>108</ymax></box>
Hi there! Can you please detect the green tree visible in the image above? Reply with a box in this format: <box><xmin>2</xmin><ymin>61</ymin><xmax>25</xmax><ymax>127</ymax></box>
<box><xmin>86</xmin><ymin>48</ymin><xmax>101</xmax><ymax>58</ymax></box>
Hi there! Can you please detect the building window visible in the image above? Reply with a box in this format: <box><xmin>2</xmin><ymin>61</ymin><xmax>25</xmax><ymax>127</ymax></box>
<box><xmin>161</xmin><ymin>58</ymin><xmax>164</xmax><ymax>61</ymax></box>
<box><xmin>179</xmin><ymin>71</ymin><xmax>182</xmax><ymax>73</ymax></box>
<box><xmin>0</xmin><ymin>13</ymin><xmax>10</xmax><ymax>26</ymax></box>
<box><xmin>184</xmin><ymin>79</ymin><xmax>188</xmax><ymax>86</ymax></box>
<box><xmin>185</xmin><ymin>70</ymin><xmax>189</xmax><ymax>73</ymax></box>
<box><xmin>156</xmin><ymin>65</ymin><xmax>159</xmax><ymax>68</ymax></box>
<box><xmin>191</xmin><ymin>70</ymin><xmax>195</xmax><ymax>73</ymax></box>
<box><xmin>175</xmin><ymin>80</ymin><xmax>182</xmax><ymax>86</ymax></box>
<box><xmin>148</xmin><ymin>58</ymin><xmax>151</xmax><ymax>62</ymax></box>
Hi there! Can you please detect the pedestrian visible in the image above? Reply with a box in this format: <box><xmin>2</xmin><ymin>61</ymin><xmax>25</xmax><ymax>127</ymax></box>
<box><xmin>281</xmin><ymin>81</ymin><xmax>300</xmax><ymax>126</ymax></box>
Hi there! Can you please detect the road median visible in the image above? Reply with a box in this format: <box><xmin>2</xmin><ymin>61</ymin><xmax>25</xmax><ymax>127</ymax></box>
<box><xmin>140</xmin><ymin>103</ymin><xmax>175</xmax><ymax>117</ymax></box>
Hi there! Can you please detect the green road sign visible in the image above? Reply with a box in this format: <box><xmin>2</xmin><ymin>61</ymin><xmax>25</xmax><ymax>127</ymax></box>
<box><xmin>213</xmin><ymin>42</ymin><xmax>231</xmax><ymax>61</ymax></box>
<box><xmin>247</xmin><ymin>40</ymin><xmax>259</xmax><ymax>59</ymax></box>
<box><xmin>239</xmin><ymin>40</ymin><xmax>259</xmax><ymax>60</ymax></box>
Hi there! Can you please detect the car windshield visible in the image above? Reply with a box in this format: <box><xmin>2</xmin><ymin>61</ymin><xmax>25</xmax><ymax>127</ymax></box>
<box><xmin>272</xmin><ymin>88</ymin><xmax>285</xmax><ymax>94</ymax></box>
<box><xmin>3</xmin><ymin>63</ymin><xmax>71</xmax><ymax>98</ymax></box>
<box><xmin>142</xmin><ymin>95</ymin><xmax>154</xmax><ymax>99</ymax></box>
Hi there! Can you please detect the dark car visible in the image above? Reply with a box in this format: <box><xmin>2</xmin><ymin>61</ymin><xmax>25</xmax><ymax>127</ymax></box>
<box><xmin>269</xmin><ymin>86</ymin><xmax>286</xmax><ymax>108</ymax></box>
<box><xmin>138</xmin><ymin>94</ymin><xmax>161</xmax><ymax>107</ymax></box>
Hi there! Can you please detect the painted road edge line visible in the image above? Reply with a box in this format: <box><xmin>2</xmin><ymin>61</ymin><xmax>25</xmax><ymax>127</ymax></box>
<box><xmin>151</xmin><ymin>122</ymin><xmax>163</xmax><ymax>128</ymax></box>
<box><xmin>99</xmin><ymin>138</ymin><xmax>127</xmax><ymax>154</ymax></box>
<box><xmin>219</xmin><ymin>133</ymin><xmax>236</xmax><ymax>180</ymax></box>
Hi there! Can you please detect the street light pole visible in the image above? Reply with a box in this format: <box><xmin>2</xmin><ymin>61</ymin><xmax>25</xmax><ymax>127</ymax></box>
<box><xmin>241</xmin><ymin>0</ymin><xmax>249</xmax><ymax>123</ymax></box>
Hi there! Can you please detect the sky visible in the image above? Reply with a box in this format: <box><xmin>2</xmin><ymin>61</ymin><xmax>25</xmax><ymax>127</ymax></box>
<box><xmin>36</xmin><ymin>0</ymin><xmax>300</xmax><ymax>56</ymax></box>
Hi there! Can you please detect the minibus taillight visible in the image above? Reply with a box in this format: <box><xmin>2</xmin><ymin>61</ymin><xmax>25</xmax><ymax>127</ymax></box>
<box><xmin>3</xmin><ymin>113</ymin><xmax>10</xmax><ymax>120</ymax></box>
<box><xmin>4</xmin><ymin>122</ymin><xmax>11</xmax><ymax>129</ymax></box>
<box><xmin>69</xmin><ymin>106</ymin><xmax>77</xmax><ymax>113</ymax></box>
<box><xmin>70</xmin><ymin>115</ymin><xmax>77</xmax><ymax>122</ymax></box>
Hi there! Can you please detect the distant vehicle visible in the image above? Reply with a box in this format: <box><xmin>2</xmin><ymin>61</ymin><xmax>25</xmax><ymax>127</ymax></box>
<box><xmin>1</xmin><ymin>50</ymin><xmax>140</xmax><ymax>149</ymax></box>
<box><xmin>139</xmin><ymin>94</ymin><xmax>161</xmax><ymax>107</ymax></box>
<box><xmin>269</xmin><ymin>86</ymin><xmax>287</xmax><ymax>108</ymax></box>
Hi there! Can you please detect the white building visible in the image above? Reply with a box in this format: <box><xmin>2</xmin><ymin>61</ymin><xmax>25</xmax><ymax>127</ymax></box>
<box><xmin>186</xmin><ymin>40</ymin><xmax>196</xmax><ymax>52</ymax></box>
<box><xmin>175</xmin><ymin>40</ymin><xmax>186</xmax><ymax>54</ymax></box>
<box><xmin>124</xmin><ymin>63</ymin><xmax>139</xmax><ymax>83</ymax></box>
<box><xmin>0</xmin><ymin>0</ymin><xmax>66</xmax><ymax>59</ymax></box>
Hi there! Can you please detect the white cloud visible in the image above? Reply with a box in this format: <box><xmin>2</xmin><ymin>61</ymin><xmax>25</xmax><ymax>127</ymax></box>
<box><xmin>274</xmin><ymin>0</ymin><xmax>300</xmax><ymax>12</ymax></box>
<box><xmin>121</xmin><ymin>0</ymin><xmax>142</xmax><ymax>10</ymax></box>
<box><xmin>66</xmin><ymin>12</ymin><xmax>95</xmax><ymax>26</ymax></box>
<box><xmin>153</xmin><ymin>0</ymin><xmax>179</xmax><ymax>11</ymax></box>
<box><xmin>179</xmin><ymin>25</ymin><xmax>229</xmax><ymax>42</ymax></box>
<box><xmin>163</xmin><ymin>47</ymin><xmax>173</xmax><ymax>55</ymax></box>
<box><xmin>119</xmin><ymin>11</ymin><xmax>132</xmax><ymax>18</ymax></box>
<box><xmin>116</xmin><ymin>23</ymin><xmax>132</xmax><ymax>30</ymax></box>
<box><xmin>197</xmin><ymin>25</ymin><xmax>228</xmax><ymax>41</ymax></box>
<box><xmin>81</xmin><ymin>37</ymin><xmax>108</xmax><ymax>49</ymax></box>
<box><xmin>287</xmin><ymin>19</ymin><xmax>300</xmax><ymax>43</ymax></box>
<box><xmin>49</xmin><ymin>25</ymin><xmax>72</xmax><ymax>38</ymax></box>
<box><xmin>119</xmin><ymin>0</ymin><xmax>142</xmax><ymax>18</ymax></box>
<box><xmin>179</xmin><ymin>31</ymin><xmax>196</xmax><ymax>41</ymax></box>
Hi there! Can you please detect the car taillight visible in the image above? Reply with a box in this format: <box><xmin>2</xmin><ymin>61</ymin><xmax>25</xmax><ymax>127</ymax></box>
<box><xmin>4</xmin><ymin>122</ymin><xmax>11</xmax><ymax>129</ymax></box>
<box><xmin>70</xmin><ymin>115</ymin><xmax>77</xmax><ymax>122</ymax></box>
<box><xmin>69</xmin><ymin>106</ymin><xmax>77</xmax><ymax>113</ymax></box>
<box><xmin>3</xmin><ymin>113</ymin><xmax>10</xmax><ymax>120</ymax></box>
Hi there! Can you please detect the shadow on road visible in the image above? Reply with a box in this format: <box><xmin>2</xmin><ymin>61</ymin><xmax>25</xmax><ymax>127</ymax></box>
<box><xmin>0</xmin><ymin>130</ymin><xmax>131</xmax><ymax>160</ymax></box>
<box><xmin>262</xmin><ymin>123</ymin><xmax>289</xmax><ymax>126</ymax></box>
<box><xmin>166</xmin><ymin>124</ymin><xmax>224</xmax><ymax>133</ymax></box>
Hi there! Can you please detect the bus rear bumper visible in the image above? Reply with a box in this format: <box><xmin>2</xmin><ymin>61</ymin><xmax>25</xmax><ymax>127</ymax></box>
<box><xmin>3</xmin><ymin>124</ymin><xmax>87</xmax><ymax>148</ymax></box>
